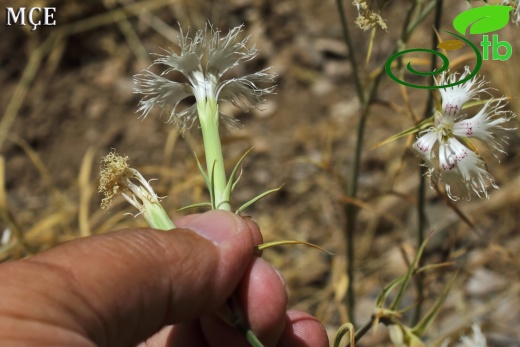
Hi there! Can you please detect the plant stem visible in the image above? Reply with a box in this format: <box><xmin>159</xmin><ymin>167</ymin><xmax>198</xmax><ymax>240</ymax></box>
<box><xmin>343</xmin><ymin>72</ymin><xmax>385</xmax><ymax>326</ymax></box>
<box><xmin>336</xmin><ymin>0</ymin><xmax>365</xmax><ymax>104</ymax></box>
<box><xmin>350</xmin><ymin>318</ymin><xmax>373</xmax><ymax>346</ymax></box>
<box><xmin>245</xmin><ymin>331</ymin><xmax>264</xmax><ymax>347</ymax></box>
<box><xmin>336</xmin><ymin>1</ymin><xmax>388</xmax><ymax>323</ymax></box>
<box><xmin>413</xmin><ymin>0</ymin><xmax>444</xmax><ymax>325</ymax></box>
<box><xmin>345</xmin><ymin>315</ymin><xmax>388</xmax><ymax>347</ymax></box>
<box><xmin>403</xmin><ymin>0</ymin><xmax>437</xmax><ymax>42</ymax></box>
<box><xmin>142</xmin><ymin>198</ymin><xmax>175</xmax><ymax>230</ymax></box>
<box><xmin>414</xmin><ymin>165</ymin><xmax>426</xmax><ymax>323</ymax></box>
<box><xmin>197</xmin><ymin>99</ymin><xmax>264</xmax><ymax>346</ymax></box>
<box><xmin>336</xmin><ymin>0</ymin><xmax>366</xmax><ymax>326</ymax></box>
<box><xmin>198</xmin><ymin>99</ymin><xmax>231</xmax><ymax>211</ymax></box>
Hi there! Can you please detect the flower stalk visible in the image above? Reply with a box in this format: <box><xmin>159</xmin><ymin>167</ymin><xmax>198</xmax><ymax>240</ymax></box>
<box><xmin>197</xmin><ymin>98</ymin><xmax>230</xmax><ymax>211</ymax></box>
<box><xmin>415</xmin><ymin>0</ymin><xmax>444</xmax><ymax>324</ymax></box>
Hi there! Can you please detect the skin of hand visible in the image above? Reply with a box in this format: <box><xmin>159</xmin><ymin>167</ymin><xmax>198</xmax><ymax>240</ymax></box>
<box><xmin>0</xmin><ymin>210</ymin><xmax>329</xmax><ymax>347</ymax></box>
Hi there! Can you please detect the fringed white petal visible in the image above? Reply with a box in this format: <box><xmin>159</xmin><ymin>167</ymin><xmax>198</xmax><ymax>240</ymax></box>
<box><xmin>134</xmin><ymin>23</ymin><xmax>275</xmax><ymax>131</ymax></box>
<box><xmin>217</xmin><ymin>69</ymin><xmax>277</xmax><ymax>112</ymax></box>
<box><xmin>439</xmin><ymin>138</ymin><xmax>497</xmax><ymax>200</ymax></box>
<box><xmin>503</xmin><ymin>0</ymin><xmax>520</xmax><ymax>24</ymax></box>
<box><xmin>460</xmin><ymin>324</ymin><xmax>487</xmax><ymax>347</ymax></box>
<box><xmin>154</xmin><ymin>51</ymin><xmax>203</xmax><ymax>82</ymax></box>
<box><xmin>153</xmin><ymin>27</ymin><xmax>205</xmax><ymax>80</ymax></box>
<box><xmin>413</xmin><ymin>130</ymin><xmax>438</xmax><ymax>170</ymax></box>
<box><xmin>171</xmin><ymin>104</ymin><xmax>198</xmax><ymax>131</ymax></box>
<box><xmin>453</xmin><ymin>100</ymin><xmax>514</xmax><ymax>155</ymax></box>
<box><xmin>207</xmin><ymin>25</ymin><xmax>258</xmax><ymax>78</ymax></box>
<box><xmin>134</xmin><ymin>71</ymin><xmax>194</xmax><ymax>120</ymax></box>
<box><xmin>436</xmin><ymin>66</ymin><xmax>489</xmax><ymax>117</ymax></box>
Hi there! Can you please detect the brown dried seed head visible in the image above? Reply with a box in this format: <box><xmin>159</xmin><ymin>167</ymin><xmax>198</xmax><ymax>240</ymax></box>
<box><xmin>99</xmin><ymin>152</ymin><xmax>130</xmax><ymax>210</ymax></box>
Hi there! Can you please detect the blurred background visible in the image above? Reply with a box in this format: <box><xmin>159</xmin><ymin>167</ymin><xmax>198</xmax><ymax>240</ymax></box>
<box><xmin>1</xmin><ymin>0</ymin><xmax>519</xmax><ymax>345</ymax></box>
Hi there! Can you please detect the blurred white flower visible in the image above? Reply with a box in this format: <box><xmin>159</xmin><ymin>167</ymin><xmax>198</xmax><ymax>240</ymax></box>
<box><xmin>460</xmin><ymin>324</ymin><xmax>487</xmax><ymax>347</ymax></box>
<box><xmin>1</xmin><ymin>228</ymin><xmax>11</xmax><ymax>246</ymax></box>
<box><xmin>414</xmin><ymin>68</ymin><xmax>514</xmax><ymax>201</ymax></box>
<box><xmin>134</xmin><ymin>24</ymin><xmax>276</xmax><ymax>131</ymax></box>
<box><xmin>441</xmin><ymin>323</ymin><xmax>487</xmax><ymax>347</ymax></box>
<box><xmin>502</xmin><ymin>0</ymin><xmax>520</xmax><ymax>24</ymax></box>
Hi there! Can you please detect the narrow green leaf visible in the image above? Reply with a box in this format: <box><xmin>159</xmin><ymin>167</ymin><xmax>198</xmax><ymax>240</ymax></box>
<box><xmin>235</xmin><ymin>185</ymin><xmax>283</xmax><ymax>215</ymax></box>
<box><xmin>374</xmin><ymin>261</ymin><xmax>454</xmax><ymax>311</ymax></box>
<box><xmin>333</xmin><ymin>323</ymin><xmax>355</xmax><ymax>347</ymax></box>
<box><xmin>194</xmin><ymin>152</ymin><xmax>212</xmax><ymax>194</ymax></box>
<box><xmin>412</xmin><ymin>271</ymin><xmax>459</xmax><ymax>336</ymax></box>
<box><xmin>231</xmin><ymin>167</ymin><xmax>244</xmax><ymax>193</ymax></box>
<box><xmin>224</xmin><ymin>147</ymin><xmax>254</xmax><ymax>201</ymax></box>
<box><xmin>372</xmin><ymin>117</ymin><xmax>434</xmax><ymax>149</ymax></box>
<box><xmin>209</xmin><ymin>160</ymin><xmax>216</xmax><ymax>209</ymax></box>
<box><xmin>376</xmin><ymin>275</ymin><xmax>406</xmax><ymax>308</ymax></box>
<box><xmin>390</xmin><ymin>235</ymin><xmax>430</xmax><ymax>310</ymax></box>
<box><xmin>256</xmin><ymin>240</ymin><xmax>334</xmax><ymax>254</ymax></box>
<box><xmin>417</xmin><ymin>261</ymin><xmax>455</xmax><ymax>274</ymax></box>
<box><xmin>176</xmin><ymin>202</ymin><xmax>213</xmax><ymax>213</ymax></box>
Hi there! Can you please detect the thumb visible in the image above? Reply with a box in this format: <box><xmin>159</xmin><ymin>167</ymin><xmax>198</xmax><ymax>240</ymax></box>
<box><xmin>0</xmin><ymin>211</ymin><xmax>258</xmax><ymax>347</ymax></box>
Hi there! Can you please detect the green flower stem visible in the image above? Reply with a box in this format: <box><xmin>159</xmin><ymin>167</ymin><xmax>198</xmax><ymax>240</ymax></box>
<box><xmin>198</xmin><ymin>99</ymin><xmax>231</xmax><ymax>211</ymax></box>
<box><xmin>336</xmin><ymin>0</ymin><xmax>362</xmax><ymax>326</ymax></box>
<box><xmin>142</xmin><ymin>197</ymin><xmax>175</xmax><ymax>230</ymax></box>
<box><xmin>245</xmin><ymin>330</ymin><xmax>264</xmax><ymax>346</ymax></box>
<box><xmin>197</xmin><ymin>100</ymin><xmax>265</xmax><ymax>346</ymax></box>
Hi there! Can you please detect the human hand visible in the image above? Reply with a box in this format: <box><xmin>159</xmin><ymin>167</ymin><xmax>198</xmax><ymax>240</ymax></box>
<box><xmin>0</xmin><ymin>210</ymin><xmax>328</xmax><ymax>347</ymax></box>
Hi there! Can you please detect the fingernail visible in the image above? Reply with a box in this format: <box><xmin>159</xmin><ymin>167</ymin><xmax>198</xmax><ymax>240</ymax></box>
<box><xmin>242</xmin><ymin>215</ymin><xmax>259</xmax><ymax>232</ymax></box>
<box><xmin>273</xmin><ymin>267</ymin><xmax>286</xmax><ymax>288</ymax></box>
<box><xmin>185</xmin><ymin>210</ymin><xmax>243</xmax><ymax>246</ymax></box>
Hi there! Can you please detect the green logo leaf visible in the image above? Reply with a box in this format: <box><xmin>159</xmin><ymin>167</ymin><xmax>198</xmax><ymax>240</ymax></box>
<box><xmin>453</xmin><ymin>5</ymin><xmax>512</xmax><ymax>35</ymax></box>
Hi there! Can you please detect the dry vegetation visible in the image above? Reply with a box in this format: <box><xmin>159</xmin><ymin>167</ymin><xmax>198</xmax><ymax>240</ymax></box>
<box><xmin>1</xmin><ymin>0</ymin><xmax>520</xmax><ymax>346</ymax></box>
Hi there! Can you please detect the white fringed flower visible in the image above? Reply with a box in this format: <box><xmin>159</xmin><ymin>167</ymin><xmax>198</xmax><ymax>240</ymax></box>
<box><xmin>460</xmin><ymin>324</ymin><xmax>487</xmax><ymax>347</ymax></box>
<box><xmin>435</xmin><ymin>66</ymin><xmax>489</xmax><ymax>117</ymax></box>
<box><xmin>134</xmin><ymin>24</ymin><xmax>276</xmax><ymax>131</ymax></box>
<box><xmin>414</xmin><ymin>68</ymin><xmax>515</xmax><ymax>201</ymax></box>
<box><xmin>502</xmin><ymin>0</ymin><xmax>520</xmax><ymax>24</ymax></box>
<box><xmin>440</xmin><ymin>323</ymin><xmax>487</xmax><ymax>347</ymax></box>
